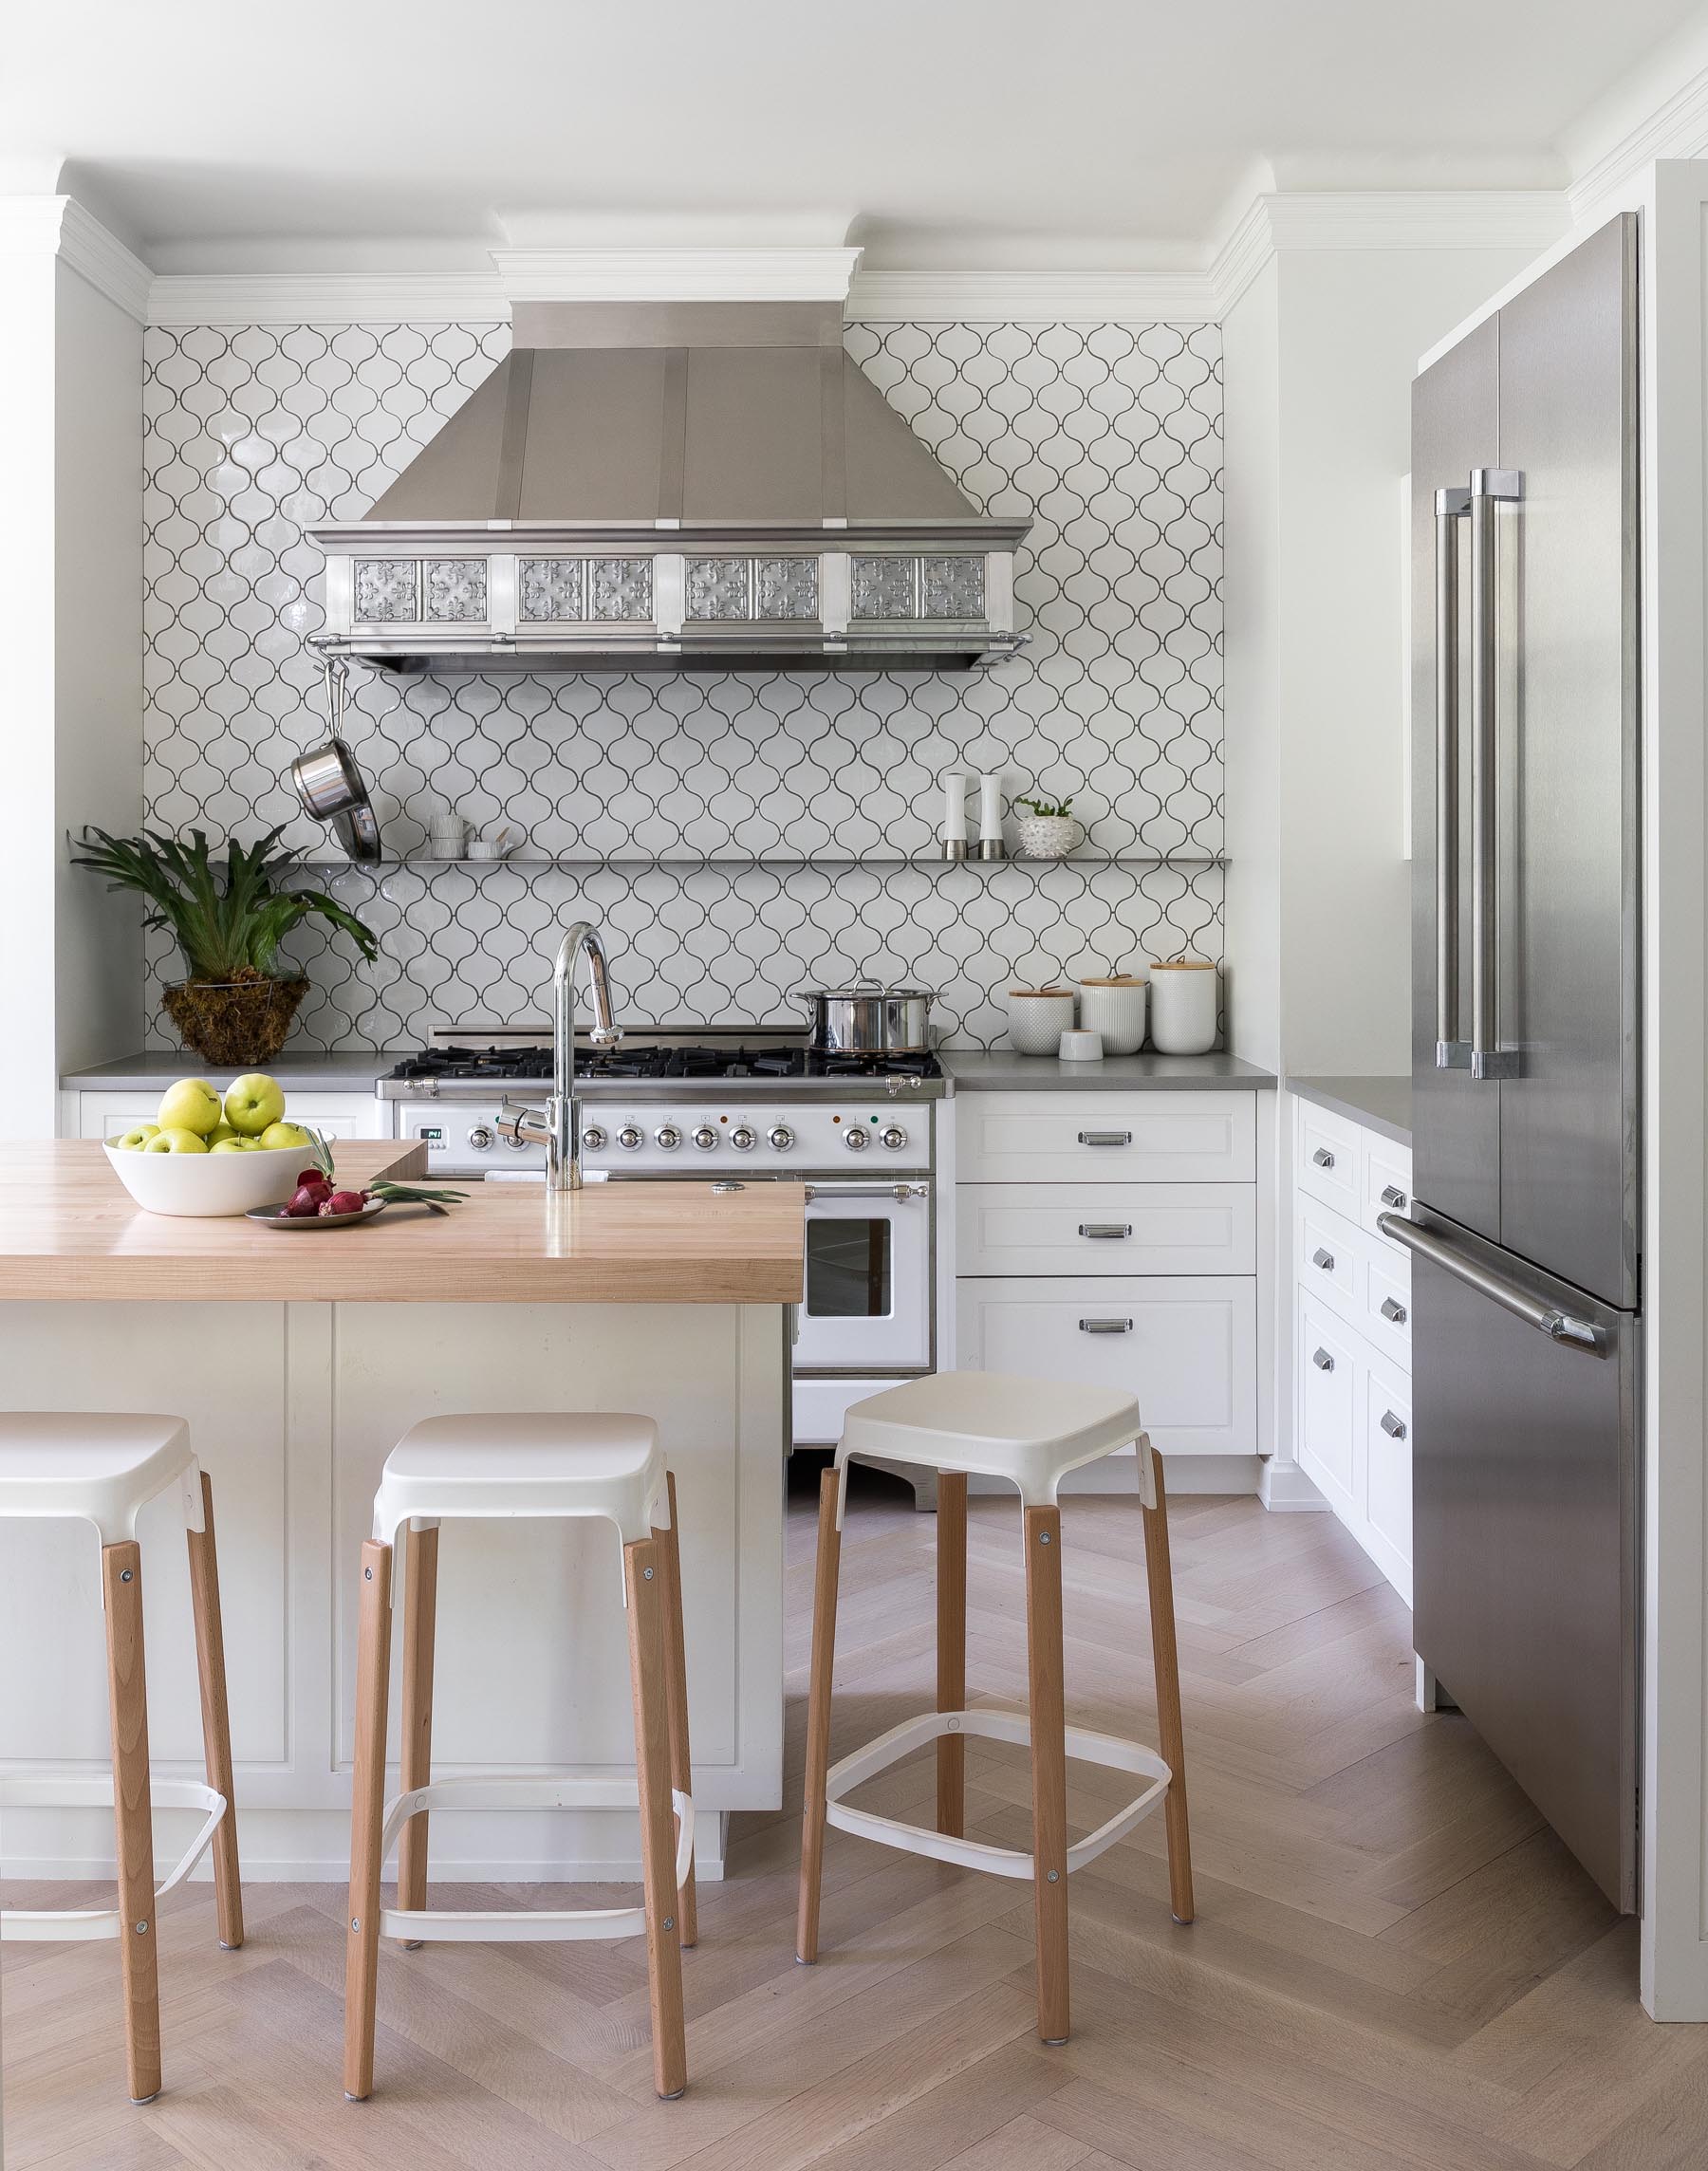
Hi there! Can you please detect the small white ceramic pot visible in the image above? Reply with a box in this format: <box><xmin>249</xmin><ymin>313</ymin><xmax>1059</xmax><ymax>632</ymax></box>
<box><xmin>1075</xmin><ymin>975</ymin><xmax>1148</xmax><ymax>1055</ymax></box>
<box><xmin>1058</xmin><ymin>1029</ymin><xmax>1104</xmax><ymax>1061</ymax></box>
<box><xmin>1015</xmin><ymin>814</ymin><xmax>1077</xmax><ymax>859</ymax></box>
<box><xmin>1006</xmin><ymin>987</ymin><xmax>1078</xmax><ymax>1053</ymax></box>
<box><xmin>1147</xmin><ymin>959</ymin><xmax>1219</xmax><ymax>1054</ymax></box>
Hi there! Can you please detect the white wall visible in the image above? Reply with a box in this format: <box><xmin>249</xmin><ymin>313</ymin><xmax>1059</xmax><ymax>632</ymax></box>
<box><xmin>1223</xmin><ymin>241</ymin><xmax>1538</xmax><ymax>1081</ymax></box>
<box><xmin>0</xmin><ymin>238</ymin><xmax>142</xmax><ymax>1139</ymax></box>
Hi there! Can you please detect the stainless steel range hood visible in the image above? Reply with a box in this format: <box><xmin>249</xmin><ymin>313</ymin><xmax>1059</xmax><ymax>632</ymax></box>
<box><xmin>309</xmin><ymin>301</ymin><xmax>1030</xmax><ymax>674</ymax></box>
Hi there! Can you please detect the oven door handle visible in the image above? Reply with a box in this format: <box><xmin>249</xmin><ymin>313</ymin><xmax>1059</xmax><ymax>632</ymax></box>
<box><xmin>802</xmin><ymin>1181</ymin><xmax>929</xmax><ymax>1203</ymax></box>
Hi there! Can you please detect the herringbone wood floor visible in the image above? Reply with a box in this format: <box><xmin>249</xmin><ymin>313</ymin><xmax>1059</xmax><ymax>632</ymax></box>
<box><xmin>4</xmin><ymin>1469</ymin><xmax>1700</xmax><ymax>2171</ymax></box>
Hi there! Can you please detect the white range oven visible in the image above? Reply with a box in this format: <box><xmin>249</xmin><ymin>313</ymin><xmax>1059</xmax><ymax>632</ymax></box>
<box><xmin>382</xmin><ymin>1030</ymin><xmax>944</xmax><ymax>1447</ymax></box>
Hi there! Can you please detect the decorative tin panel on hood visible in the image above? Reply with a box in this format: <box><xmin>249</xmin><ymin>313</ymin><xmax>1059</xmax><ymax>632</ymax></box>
<box><xmin>309</xmin><ymin>301</ymin><xmax>1030</xmax><ymax>674</ymax></box>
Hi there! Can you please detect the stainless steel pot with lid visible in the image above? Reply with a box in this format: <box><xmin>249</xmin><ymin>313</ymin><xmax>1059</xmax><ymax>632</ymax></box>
<box><xmin>797</xmin><ymin>980</ymin><xmax>936</xmax><ymax>1054</ymax></box>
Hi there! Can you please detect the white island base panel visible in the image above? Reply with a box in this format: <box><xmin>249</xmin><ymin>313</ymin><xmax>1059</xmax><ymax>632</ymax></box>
<box><xmin>0</xmin><ymin>1300</ymin><xmax>786</xmax><ymax>1885</ymax></box>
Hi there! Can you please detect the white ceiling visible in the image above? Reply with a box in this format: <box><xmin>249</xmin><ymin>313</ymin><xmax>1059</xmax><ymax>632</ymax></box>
<box><xmin>6</xmin><ymin>0</ymin><xmax>1705</xmax><ymax>271</ymax></box>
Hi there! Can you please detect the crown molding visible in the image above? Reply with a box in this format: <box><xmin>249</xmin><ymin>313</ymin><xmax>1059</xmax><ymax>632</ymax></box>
<box><xmin>492</xmin><ymin>244</ymin><xmax>862</xmax><ymax>302</ymax></box>
<box><xmin>0</xmin><ymin>196</ymin><xmax>153</xmax><ymax>321</ymax></box>
<box><xmin>1209</xmin><ymin>190</ymin><xmax>1568</xmax><ymax>315</ymax></box>
<box><xmin>845</xmin><ymin>268</ymin><xmax>1217</xmax><ymax>324</ymax></box>
<box><xmin>1568</xmin><ymin>63</ymin><xmax>1708</xmax><ymax>227</ymax></box>
<box><xmin>147</xmin><ymin>270</ymin><xmax>507</xmax><ymax>325</ymax></box>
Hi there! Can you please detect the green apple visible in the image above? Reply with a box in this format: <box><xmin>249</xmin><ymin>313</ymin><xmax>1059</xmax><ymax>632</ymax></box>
<box><xmin>144</xmin><ymin>1126</ymin><xmax>210</xmax><ymax>1154</ymax></box>
<box><xmin>210</xmin><ymin>1135</ymin><xmax>263</xmax><ymax>1153</ymax></box>
<box><xmin>207</xmin><ymin>1123</ymin><xmax>238</xmax><ymax>1145</ymax></box>
<box><xmin>258</xmin><ymin>1120</ymin><xmax>313</xmax><ymax>1152</ymax></box>
<box><xmin>113</xmin><ymin>1123</ymin><xmax>159</xmax><ymax>1152</ymax></box>
<box><xmin>158</xmin><ymin>1077</ymin><xmax>223</xmax><ymax>1135</ymax></box>
<box><xmin>224</xmin><ymin>1073</ymin><xmax>287</xmax><ymax>1136</ymax></box>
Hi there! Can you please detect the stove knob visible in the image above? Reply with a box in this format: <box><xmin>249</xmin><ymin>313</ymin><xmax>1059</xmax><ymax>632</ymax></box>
<box><xmin>692</xmin><ymin>1124</ymin><xmax>718</xmax><ymax>1151</ymax></box>
<box><xmin>654</xmin><ymin>1123</ymin><xmax>681</xmax><ymax>1151</ymax></box>
<box><xmin>730</xmin><ymin>1124</ymin><xmax>756</xmax><ymax>1152</ymax></box>
<box><xmin>843</xmin><ymin>1123</ymin><xmax>871</xmax><ymax>1152</ymax></box>
<box><xmin>466</xmin><ymin>1123</ymin><xmax>494</xmax><ymax>1152</ymax></box>
<box><xmin>617</xmin><ymin>1124</ymin><xmax>644</xmax><ymax>1151</ymax></box>
<box><xmin>503</xmin><ymin>1129</ymin><xmax>532</xmax><ymax>1150</ymax></box>
<box><xmin>768</xmin><ymin>1124</ymin><xmax>794</xmax><ymax>1152</ymax></box>
<box><xmin>581</xmin><ymin>1124</ymin><xmax>607</xmax><ymax>1151</ymax></box>
<box><xmin>881</xmin><ymin>1125</ymin><xmax>908</xmax><ymax>1151</ymax></box>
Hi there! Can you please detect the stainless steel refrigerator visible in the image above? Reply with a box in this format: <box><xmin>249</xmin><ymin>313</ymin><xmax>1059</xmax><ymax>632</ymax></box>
<box><xmin>1392</xmin><ymin>211</ymin><xmax>1641</xmax><ymax>1911</ymax></box>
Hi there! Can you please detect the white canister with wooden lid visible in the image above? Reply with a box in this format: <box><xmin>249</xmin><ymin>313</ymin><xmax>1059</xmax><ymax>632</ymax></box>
<box><xmin>1147</xmin><ymin>958</ymin><xmax>1218</xmax><ymax>1054</ymax></box>
<box><xmin>1005</xmin><ymin>987</ymin><xmax>1078</xmax><ymax>1054</ymax></box>
<box><xmin>1074</xmin><ymin>974</ymin><xmax>1148</xmax><ymax>1055</ymax></box>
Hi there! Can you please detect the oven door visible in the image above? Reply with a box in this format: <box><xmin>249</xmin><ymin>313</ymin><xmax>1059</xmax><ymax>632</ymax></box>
<box><xmin>793</xmin><ymin>1180</ymin><xmax>932</xmax><ymax>1376</ymax></box>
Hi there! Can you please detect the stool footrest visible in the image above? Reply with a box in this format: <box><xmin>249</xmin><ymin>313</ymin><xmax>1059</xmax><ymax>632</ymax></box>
<box><xmin>377</xmin><ymin>1772</ymin><xmax>693</xmax><ymax>1945</ymax></box>
<box><xmin>0</xmin><ymin>1777</ymin><xmax>229</xmax><ymax>1943</ymax></box>
<box><xmin>824</xmin><ymin>1708</ymin><xmax>1169</xmax><ymax>1881</ymax></box>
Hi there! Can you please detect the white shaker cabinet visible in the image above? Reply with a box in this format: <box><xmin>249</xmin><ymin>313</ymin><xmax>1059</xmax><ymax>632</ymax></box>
<box><xmin>953</xmin><ymin>1088</ymin><xmax>1263</xmax><ymax>1475</ymax></box>
<box><xmin>75</xmin><ymin>1090</ymin><xmax>390</xmax><ymax>1144</ymax></box>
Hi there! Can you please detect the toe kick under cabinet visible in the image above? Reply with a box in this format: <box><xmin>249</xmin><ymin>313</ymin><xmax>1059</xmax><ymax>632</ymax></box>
<box><xmin>1292</xmin><ymin>1094</ymin><xmax>1414</xmax><ymax>1602</ymax></box>
<box><xmin>955</xmin><ymin>1091</ymin><xmax>1259</xmax><ymax>1467</ymax></box>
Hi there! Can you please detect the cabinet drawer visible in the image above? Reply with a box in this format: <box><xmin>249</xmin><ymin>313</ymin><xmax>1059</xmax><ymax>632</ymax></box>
<box><xmin>955</xmin><ymin>1276</ymin><xmax>1256</xmax><ymax>1457</ymax></box>
<box><xmin>956</xmin><ymin>1183</ymin><xmax>1256</xmax><ymax>1277</ymax></box>
<box><xmin>1362</xmin><ymin>1136</ymin><xmax>1415</xmax><ymax>1244</ymax></box>
<box><xmin>1290</xmin><ymin>1190</ymin><xmax>1412</xmax><ymax>1364</ymax></box>
<box><xmin>956</xmin><ymin>1093</ymin><xmax>1256</xmax><ymax>1185</ymax></box>
<box><xmin>1294</xmin><ymin>1099</ymin><xmax>1363</xmax><ymax>1221</ymax></box>
<box><xmin>1363</xmin><ymin>1361</ymin><xmax>1413</xmax><ymax>1605</ymax></box>
<box><xmin>1297</xmin><ymin>1294</ymin><xmax>1359</xmax><ymax>1520</ymax></box>
<box><xmin>77</xmin><ymin>1089</ymin><xmax>386</xmax><ymax>1143</ymax></box>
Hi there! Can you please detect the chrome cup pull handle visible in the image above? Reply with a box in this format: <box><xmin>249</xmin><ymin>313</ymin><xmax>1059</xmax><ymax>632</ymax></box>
<box><xmin>1079</xmin><ymin>1317</ymin><xmax>1133</xmax><ymax>1335</ymax></box>
<box><xmin>1381</xmin><ymin>1184</ymin><xmax>1408</xmax><ymax>1209</ymax></box>
<box><xmin>1310</xmin><ymin>1347</ymin><xmax>1335</xmax><ymax>1372</ymax></box>
<box><xmin>1310</xmin><ymin>1146</ymin><xmax>1335</xmax><ymax>1169</ymax></box>
<box><xmin>1078</xmin><ymin>1223</ymin><xmax>1132</xmax><ymax>1240</ymax></box>
<box><xmin>1077</xmin><ymin>1130</ymin><xmax>1132</xmax><ymax>1147</ymax></box>
<box><xmin>1311</xmin><ymin>1247</ymin><xmax>1335</xmax><ymax>1271</ymax></box>
<box><xmin>1380</xmin><ymin>1409</ymin><xmax>1408</xmax><ymax>1439</ymax></box>
<box><xmin>1380</xmin><ymin>1295</ymin><xmax>1408</xmax><ymax>1325</ymax></box>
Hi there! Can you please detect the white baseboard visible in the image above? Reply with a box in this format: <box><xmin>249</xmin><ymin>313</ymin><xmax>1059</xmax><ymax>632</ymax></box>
<box><xmin>1258</xmin><ymin>1457</ymin><xmax>1331</xmax><ymax>1512</ymax></box>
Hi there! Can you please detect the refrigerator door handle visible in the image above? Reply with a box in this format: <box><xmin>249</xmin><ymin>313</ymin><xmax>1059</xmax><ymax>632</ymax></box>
<box><xmin>1469</xmin><ymin>466</ymin><xmax>1523</xmax><ymax>1083</ymax></box>
<box><xmin>1377</xmin><ymin>1211</ymin><xmax>1605</xmax><ymax>1354</ymax></box>
<box><xmin>1434</xmin><ymin>483</ymin><xmax>1471</xmax><ymax>1068</ymax></box>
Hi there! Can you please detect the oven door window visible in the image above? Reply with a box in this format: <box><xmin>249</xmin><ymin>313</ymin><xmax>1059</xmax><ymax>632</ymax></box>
<box><xmin>806</xmin><ymin>1215</ymin><xmax>893</xmax><ymax>1319</ymax></box>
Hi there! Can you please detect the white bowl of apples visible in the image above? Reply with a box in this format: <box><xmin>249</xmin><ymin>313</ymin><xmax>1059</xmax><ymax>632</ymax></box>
<box><xmin>103</xmin><ymin>1073</ymin><xmax>325</xmax><ymax>1217</ymax></box>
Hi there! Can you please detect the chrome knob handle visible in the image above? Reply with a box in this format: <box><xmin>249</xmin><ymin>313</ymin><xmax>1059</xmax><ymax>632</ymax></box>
<box><xmin>466</xmin><ymin>1124</ymin><xmax>493</xmax><ymax>1151</ymax></box>
<box><xmin>1311</xmin><ymin>1146</ymin><xmax>1335</xmax><ymax>1169</ymax></box>
<box><xmin>1380</xmin><ymin>1295</ymin><xmax>1408</xmax><ymax>1325</ymax></box>
<box><xmin>1312</xmin><ymin>1247</ymin><xmax>1335</xmax><ymax>1271</ymax></box>
<box><xmin>843</xmin><ymin>1124</ymin><xmax>871</xmax><ymax>1151</ymax></box>
<box><xmin>1311</xmin><ymin>1347</ymin><xmax>1335</xmax><ymax>1372</ymax></box>
<box><xmin>692</xmin><ymin>1125</ymin><xmax>717</xmax><ymax>1150</ymax></box>
<box><xmin>616</xmin><ymin>1124</ymin><xmax>644</xmax><ymax>1150</ymax></box>
<box><xmin>581</xmin><ymin>1124</ymin><xmax>607</xmax><ymax>1151</ymax></box>
<box><xmin>767</xmin><ymin>1124</ymin><xmax>794</xmax><ymax>1151</ymax></box>
<box><xmin>880</xmin><ymin>1125</ymin><xmax>907</xmax><ymax>1151</ymax></box>
<box><xmin>730</xmin><ymin>1125</ymin><xmax>756</xmax><ymax>1151</ymax></box>
<box><xmin>654</xmin><ymin>1124</ymin><xmax>680</xmax><ymax>1150</ymax></box>
<box><xmin>1381</xmin><ymin>1183</ymin><xmax>1408</xmax><ymax>1209</ymax></box>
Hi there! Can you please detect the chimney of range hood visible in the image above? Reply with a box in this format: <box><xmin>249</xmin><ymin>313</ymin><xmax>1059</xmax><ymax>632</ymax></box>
<box><xmin>308</xmin><ymin>280</ymin><xmax>1030</xmax><ymax>675</ymax></box>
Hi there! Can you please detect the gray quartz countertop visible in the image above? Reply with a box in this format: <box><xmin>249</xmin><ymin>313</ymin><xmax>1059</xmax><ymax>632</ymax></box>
<box><xmin>64</xmin><ymin>1052</ymin><xmax>399</xmax><ymax>1093</ymax></box>
<box><xmin>941</xmin><ymin>1050</ymin><xmax>1276</xmax><ymax>1091</ymax></box>
<box><xmin>1288</xmin><ymin>1074</ymin><xmax>1413</xmax><ymax>1146</ymax></box>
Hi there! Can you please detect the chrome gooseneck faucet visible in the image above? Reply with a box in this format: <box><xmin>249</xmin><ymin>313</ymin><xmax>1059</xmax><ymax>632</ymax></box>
<box><xmin>497</xmin><ymin>919</ymin><xmax>621</xmax><ymax>1189</ymax></box>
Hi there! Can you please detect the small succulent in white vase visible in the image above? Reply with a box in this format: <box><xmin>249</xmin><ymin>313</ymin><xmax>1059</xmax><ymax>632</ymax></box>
<box><xmin>1014</xmin><ymin>793</ymin><xmax>1078</xmax><ymax>859</ymax></box>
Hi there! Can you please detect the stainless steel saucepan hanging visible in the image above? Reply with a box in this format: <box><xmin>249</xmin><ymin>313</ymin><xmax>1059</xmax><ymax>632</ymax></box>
<box><xmin>797</xmin><ymin>980</ymin><xmax>936</xmax><ymax>1053</ymax></box>
<box><xmin>291</xmin><ymin>656</ymin><xmax>382</xmax><ymax>861</ymax></box>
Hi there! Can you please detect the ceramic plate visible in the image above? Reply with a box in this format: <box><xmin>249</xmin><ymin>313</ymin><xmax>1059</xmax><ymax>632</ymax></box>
<box><xmin>247</xmin><ymin>1197</ymin><xmax>390</xmax><ymax>1231</ymax></box>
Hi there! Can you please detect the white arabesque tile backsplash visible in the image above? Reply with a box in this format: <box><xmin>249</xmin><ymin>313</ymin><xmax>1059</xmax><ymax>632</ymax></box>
<box><xmin>141</xmin><ymin>318</ymin><xmax>1222</xmax><ymax>1049</ymax></box>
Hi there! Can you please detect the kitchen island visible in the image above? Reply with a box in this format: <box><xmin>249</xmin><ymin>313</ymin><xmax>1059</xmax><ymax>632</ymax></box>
<box><xmin>0</xmin><ymin>1141</ymin><xmax>801</xmax><ymax>1886</ymax></box>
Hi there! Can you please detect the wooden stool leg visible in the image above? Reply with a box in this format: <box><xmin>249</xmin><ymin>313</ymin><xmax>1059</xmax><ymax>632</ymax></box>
<box><xmin>102</xmin><ymin>1539</ymin><xmax>161</xmax><ymax>2104</ymax></box>
<box><xmin>625</xmin><ymin>1536</ymin><xmax>688</xmax><ymax>2099</ymax></box>
<box><xmin>396</xmin><ymin>1521</ymin><xmax>439</xmax><ymax>1938</ymax></box>
<box><xmin>185</xmin><ymin>1472</ymin><xmax>244</xmax><ymax>1952</ymax></box>
<box><xmin>655</xmin><ymin>1471</ymin><xmax>697</xmax><ymax>1949</ymax></box>
<box><xmin>936</xmin><ymin>1471</ymin><xmax>968</xmax><ymax>1837</ymax></box>
<box><xmin>1024</xmin><ymin>1504</ymin><xmax>1070</xmax><ymax>2046</ymax></box>
<box><xmin>1142</xmin><ymin>1450</ymin><xmax>1195</xmax><ymax>1925</ymax></box>
<box><xmin>343</xmin><ymin>1538</ymin><xmax>393</xmax><ymax>2102</ymax></box>
<box><xmin>795</xmin><ymin>1467</ymin><xmax>843</xmax><ymax>1964</ymax></box>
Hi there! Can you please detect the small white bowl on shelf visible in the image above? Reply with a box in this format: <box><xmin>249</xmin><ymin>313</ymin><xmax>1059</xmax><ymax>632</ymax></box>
<box><xmin>102</xmin><ymin>1141</ymin><xmax>313</xmax><ymax>1218</ymax></box>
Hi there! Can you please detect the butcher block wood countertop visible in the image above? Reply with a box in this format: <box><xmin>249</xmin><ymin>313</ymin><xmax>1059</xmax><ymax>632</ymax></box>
<box><xmin>0</xmin><ymin>1141</ymin><xmax>805</xmax><ymax>1304</ymax></box>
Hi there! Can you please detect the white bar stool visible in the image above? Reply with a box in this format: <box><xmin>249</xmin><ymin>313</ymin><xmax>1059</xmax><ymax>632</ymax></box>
<box><xmin>795</xmin><ymin>1371</ymin><xmax>1194</xmax><ymax>2045</ymax></box>
<box><xmin>0</xmin><ymin>1414</ymin><xmax>243</xmax><ymax>2106</ymax></box>
<box><xmin>343</xmin><ymin>1412</ymin><xmax>696</xmax><ymax>2105</ymax></box>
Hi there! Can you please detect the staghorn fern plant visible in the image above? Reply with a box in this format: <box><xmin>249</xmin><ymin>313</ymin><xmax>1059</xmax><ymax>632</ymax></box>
<box><xmin>71</xmin><ymin>825</ymin><xmax>379</xmax><ymax>984</ymax></box>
